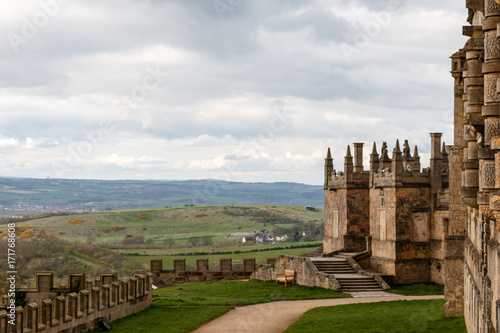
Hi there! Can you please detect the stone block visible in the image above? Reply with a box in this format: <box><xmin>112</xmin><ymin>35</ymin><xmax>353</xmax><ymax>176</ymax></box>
<box><xmin>266</xmin><ymin>258</ymin><xmax>277</xmax><ymax>265</ymax></box>
<box><xmin>220</xmin><ymin>258</ymin><xmax>232</xmax><ymax>272</ymax></box>
<box><xmin>196</xmin><ymin>259</ymin><xmax>209</xmax><ymax>272</ymax></box>
<box><xmin>150</xmin><ymin>259</ymin><xmax>163</xmax><ymax>273</ymax></box>
<box><xmin>37</xmin><ymin>272</ymin><xmax>53</xmax><ymax>292</ymax></box>
<box><xmin>243</xmin><ymin>258</ymin><xmax>256</xmax><ymax>273</ymax></box>
<box><xmin>174</xmin><ymin>259</ymin><xmax>186</xmax><ymax>272</ymax></box>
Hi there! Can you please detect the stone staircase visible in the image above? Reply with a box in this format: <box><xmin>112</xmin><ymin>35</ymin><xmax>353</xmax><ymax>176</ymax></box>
<box><xmin>311</xmin><ymin>258</ymin><xmax>356</xmax><ymax>274</ymax></box>
<box><xmin>311</xmin><ymin>257</ymin><xmax>383</xmax><ymax>292</ymax></box>
<box><xmin>334</xmin><ymin>276</ymin><xmax>383</xmax><ymax>292</ymax></box>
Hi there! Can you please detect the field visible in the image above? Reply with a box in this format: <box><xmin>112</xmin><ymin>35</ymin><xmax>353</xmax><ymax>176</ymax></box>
<box><xmin>1</xmin><ymin>205</ymin><xmax>324</xmax><ymax>270</ymax></box>
<box><xmin>5</xmin><ymin>204</ymin><xmax>323</xmax><ymax>244</ymax></box>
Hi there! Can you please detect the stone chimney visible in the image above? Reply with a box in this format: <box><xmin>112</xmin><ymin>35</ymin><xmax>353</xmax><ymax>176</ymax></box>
<box><xmin>353</xmin><ymin>143</ymin><xmax>364</xmax><ymax>173</ymax></box>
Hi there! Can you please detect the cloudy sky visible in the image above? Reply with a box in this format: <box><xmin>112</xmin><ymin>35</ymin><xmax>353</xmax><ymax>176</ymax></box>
<box><xmin>0</xmin><ymin>0</ymin><xmax>467</xmax><ymax>185</ymax></box>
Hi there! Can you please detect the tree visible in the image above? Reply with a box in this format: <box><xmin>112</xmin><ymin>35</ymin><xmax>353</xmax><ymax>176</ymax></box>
<box><xmin>201</xmin><ymin>236</ymin><xmax>213</xmax><ymax>246</ymax></box>
<box><xmin>188</xmin><ymin>236</ymin><xmax>200</xmax><ymax>246</ymax></box>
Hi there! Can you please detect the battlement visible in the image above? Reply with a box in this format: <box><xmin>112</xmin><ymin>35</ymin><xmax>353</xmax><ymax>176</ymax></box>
<box><xmin>372</xmin><ymin>167</ymin><xmax>433</xmax><ymax>186</ymax></box>
<box><xmin>325</xmin><ymin>134</ymin><xmax>449</xmax><ymax>190</ymax></box>
<box><xmin>0</xmin><ymin>271</ymin><xmax>152</xmax><ymax>333</ymax></box>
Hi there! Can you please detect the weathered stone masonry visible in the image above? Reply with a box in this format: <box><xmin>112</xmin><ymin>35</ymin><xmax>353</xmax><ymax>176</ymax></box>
<box><xmin>447</xmin><ymin>1</ymin><xmax>500</xmax><ymax>331</ymax></box>
<box><xmin>324</xmin><ymin>135</ymin><xmax>449</xmax><ymax>285</ymax></box>
<box><xmin>0</xmin><ymin>271</ymin><xmax>152</xmax><ymax>333</ymax></box>
<box><xmin>323</xmin><ymin>1</ymin><xmax>500</xmax><ymax>332</ymax></box>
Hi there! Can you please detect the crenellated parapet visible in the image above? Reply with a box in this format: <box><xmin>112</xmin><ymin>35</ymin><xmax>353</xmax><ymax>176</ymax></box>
<box><xmin>0</xmin><ymin>271</ymin><xmax>152</xmax><ymax>333</ymax></box>
<box><xmin>325</xmin><ymin>135</ymin><xmax>449</xmax><ymax>190</ymax></box>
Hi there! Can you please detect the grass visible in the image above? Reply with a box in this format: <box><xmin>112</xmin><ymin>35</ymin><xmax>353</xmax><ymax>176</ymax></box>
<box><xmin>110</xmin><ymin>280</ymin><xmax>350</xmax><ymax>333</ymax></box>
<box><xmin>284</xmin><ymin>299</ymin><xmax>467</xmax><ymax>333</ymax></box>
<box><xmin>125</xmin><ymin>245</ymin><xmax>320</xmax><ymax>269</ymax></box>
<box><xmin>5</xmin><ymin>205</ymin><xmax>323</xmax><ymax>244</ymax></box>
<box><xmin>386</xmin><ymin>283</ymin><xmax>445</xmax><ymax>296</ymax></box>
<box><xmin>153</xmin><ymin>280</ymin><xmax>350</xmax><ymax>306</ymax></box>
<box><xmin>109</xmin><ymin>305</ymin><xmax>232</xmax><ymax>333</ymax></box>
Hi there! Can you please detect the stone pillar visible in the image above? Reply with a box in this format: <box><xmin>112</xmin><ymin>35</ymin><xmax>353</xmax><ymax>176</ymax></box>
<box><xmin>111</xmin><ymin>282</ymin><xmax>119</xmax><ymax>307</ymax></box>
<box><xmin>353</xmin><ymin>143</ymin><xmax>364</xmax><ymax>173</ymax></box>
<box><xmin>41</xmin><ymin>300</ymin><xmax>52</xmax><ymax>328</ymax></box>
<box><xmin>56</xmin><ymin>296</ymin><xmax>66</xmax><ymax>323</ymax></box>
<box><xmin>80</xmin><ymin>289</ymin><xmax>90</xmax><ymax>315</ymax></box>
<box><xmin>430</xmin><ymin>133</ymin><xmax>443</xmax><ymax>194</ymax></box>
<box><xmin>26</xmin><ymin>303</ymin><xmax>39</xmax><ymax>332</ymax></box>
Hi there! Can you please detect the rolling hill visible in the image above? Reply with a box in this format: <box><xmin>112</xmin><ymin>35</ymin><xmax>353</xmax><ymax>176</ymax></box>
<box><xmin>0</xmin><ymin>178</ymin><xmax>324</xmax><ymax>216</ymax></box>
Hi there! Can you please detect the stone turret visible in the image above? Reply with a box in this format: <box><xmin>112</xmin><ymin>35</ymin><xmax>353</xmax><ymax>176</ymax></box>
<box><xmin>344</xmin><ymin>145</ymin><xmax>353</xmax><ymax>175</ymax></box>
<box><xmin>324</xmin><ymin>147</ymin><xmax>333</xmax><ymax>190</ymax></box>
<box><xmin>391</xmin><ymin>139</ymin><xmax>404</xmax><ymax>180</ymax></box>
<box><xmin>412</xmin><ymin>145</ymin><xmax>421</xmax><ymax>173</ymax></box>
<box><xmin>370</xmin><ymin>142</ymin><xmax>380</xmax><ymax>183</ymax></box>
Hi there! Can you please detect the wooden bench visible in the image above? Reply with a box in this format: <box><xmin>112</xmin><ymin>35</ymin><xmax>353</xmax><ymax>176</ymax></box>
<box><xmin>276</xmin><ymin>269</ymin><xmax>295</xmax><ymax>286</ymax></box>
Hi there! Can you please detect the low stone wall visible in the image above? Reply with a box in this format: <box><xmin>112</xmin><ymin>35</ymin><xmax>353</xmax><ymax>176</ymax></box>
<box><xmin>251</xmin><ymin>255</ymin><xmax>340</xmax><ymax>290</ymax></box>
<box><xmin>0</xmin><ymin>272</ymin><xmax>152</xmax><ymax>333</ymax></box>
<box><xmin>150</xmin><ymin>258</ymin><xmax>264</xmax><ymax>286</ymax></box>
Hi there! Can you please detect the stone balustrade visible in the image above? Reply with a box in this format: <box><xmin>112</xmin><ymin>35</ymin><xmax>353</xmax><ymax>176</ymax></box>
<box><xmin>0</xmin><ymin>271</ymin><xmax>152</xmax><ymax>333</ymax></box>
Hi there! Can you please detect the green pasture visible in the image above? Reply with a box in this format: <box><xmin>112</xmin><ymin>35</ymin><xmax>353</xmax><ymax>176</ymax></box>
<box><xmin>5</xmin><ymin>205</ymin><xmax>323</xmax><ymax>244</ymax></box>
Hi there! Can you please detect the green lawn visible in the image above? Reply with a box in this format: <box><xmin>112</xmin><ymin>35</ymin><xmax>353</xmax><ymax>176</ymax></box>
<box><xmin>284</xmin><ymin>299</ymin><xmax>467</xmax><ymax>333</ymax></box>
<box><xmin>110</xmin><ymin>280</ymin><xmax>350</xmax><ymax>333</ymax></box>
<box><xmin>386</xmin><ymin>283</ymin><xmax>445</xmax><ymax>296</ymax></box>
<box><xmin>109</xmin><ymin>305</ymin><xmax>232</xmax><ymax>333</ymax></box>
<box><xmin>125</xmin><ymin>245</ymin><xmax>320</xmax><ymax>269</ymax></box>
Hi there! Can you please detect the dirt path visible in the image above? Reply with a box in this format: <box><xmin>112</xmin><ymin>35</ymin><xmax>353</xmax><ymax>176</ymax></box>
<box><xmin>193</xmin><ymin>294</ymin><xmax>444</xmax><ymax>333</ymax></box>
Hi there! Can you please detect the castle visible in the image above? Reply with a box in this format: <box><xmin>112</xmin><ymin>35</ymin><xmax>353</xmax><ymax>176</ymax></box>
<box><xmin>323</xmin><ymin>1</ymin><xmax>500</xmax><ymax>331</ymax></box>
<box><xmin>323</xmin><ymin>135</ymin><xmax>450</xmax><ymax>285</ymax></box>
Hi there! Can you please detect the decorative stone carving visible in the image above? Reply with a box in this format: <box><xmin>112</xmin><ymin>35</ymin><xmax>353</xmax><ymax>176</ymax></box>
<box><xmin>485</xmin><ymin>117</ymin><xmax>500</xmax><ymax>142</ymax></box>
<box><xmin>486</xmin><ymin>0</ymin><xmax>500</xmax><ymax>16</ymax></box>
<box><xmin>485</xmin><ymin>33</ymin><xmax>500</xmax><ymax>60</ymax></box>
<box><xmin>485</xmin><ymin>75</ymin><xmax>500</xmax><ymax>102</ymax></box>
<box><xmin>480</xmin><ymin>160</ymin><xmax>496</xmax><ymax>190</ymax></box>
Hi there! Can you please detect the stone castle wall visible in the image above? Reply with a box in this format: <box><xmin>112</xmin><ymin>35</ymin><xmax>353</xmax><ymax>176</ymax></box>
<box><xmin>447</xmin><ymin>1</ymin><xmax>500</xmax><ymax>331</ymax></box>
<box><xmin>0</xmin><ymin>271</ymin><xmax>152</xmax><ymax>333</ymax></box>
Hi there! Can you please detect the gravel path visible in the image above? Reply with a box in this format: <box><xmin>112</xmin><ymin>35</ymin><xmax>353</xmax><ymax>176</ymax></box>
<box><xmin>193</xmin><ymin>294</ymin><xmax>444</xmax><ymax>333</ymax></box>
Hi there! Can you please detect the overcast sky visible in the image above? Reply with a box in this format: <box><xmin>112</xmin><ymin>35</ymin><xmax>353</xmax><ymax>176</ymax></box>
<box><xmin>0</xmin><ymin>0</ymin><xmax>467</xmax><ymax>185</ymax></box>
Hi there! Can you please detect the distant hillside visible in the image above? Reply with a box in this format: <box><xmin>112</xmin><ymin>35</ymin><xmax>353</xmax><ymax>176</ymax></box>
<box><xmin>0</xmin><ymin>178</ymin><xmax>323</xmax><ymax>216</ymax></box>
<box><xmin>3</xmin><ymin>204</ymin><xmax>324</xmax><ymax>245</ymax></box>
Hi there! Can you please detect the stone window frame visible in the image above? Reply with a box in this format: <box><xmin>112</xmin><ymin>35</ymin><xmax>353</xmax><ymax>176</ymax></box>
<box><xmin>410</xmin><ymin>209</ymin><xmax>430</xmax><ymax>243</ymax></box>
<box><xmin>332</xmin><ymin>209</ymin><xmax>339</xmax><ymax>238</ymax></box>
